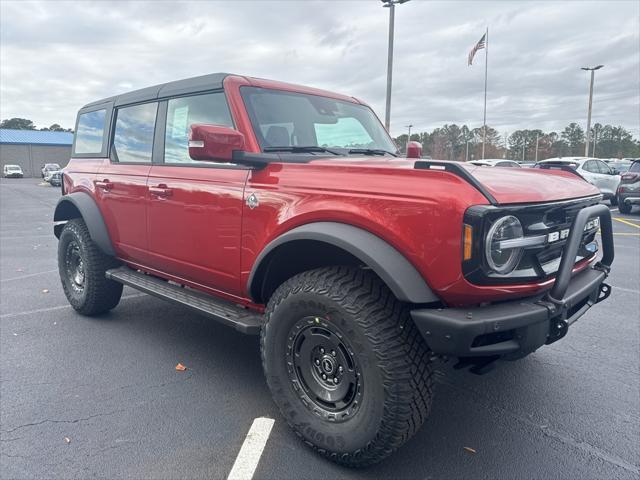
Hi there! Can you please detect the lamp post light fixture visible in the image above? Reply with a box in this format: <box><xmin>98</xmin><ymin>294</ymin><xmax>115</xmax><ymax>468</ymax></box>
<box><xmin>381</xmin><ymin>0</ymin><xmax>411</xmax><ymax>132</ymax></box>
<box><xmin>405</xmin><ymin>124</ymin><xmax>413</xmax><ymax>150</ymax></box>
<box><xmin>581</xmin><ymin>65</ymin><xmax>604</xmax><ymax>157</ymax></box>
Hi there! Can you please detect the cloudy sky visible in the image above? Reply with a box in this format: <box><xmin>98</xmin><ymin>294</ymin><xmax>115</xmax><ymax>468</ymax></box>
<box><xmin>1</xmin><ymin>0</ymin><xmax>638</xmax><ymax>137</ymax></box>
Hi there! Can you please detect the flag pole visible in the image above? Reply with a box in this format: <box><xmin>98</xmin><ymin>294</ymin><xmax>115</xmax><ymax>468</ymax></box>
<box><xmin>482</xmin><ymin>26</ymin><xmax>489</xmax><ymax>160</ymax></box>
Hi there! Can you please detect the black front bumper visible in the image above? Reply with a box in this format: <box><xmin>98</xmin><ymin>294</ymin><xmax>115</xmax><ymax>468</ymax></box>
<box><xmin>411</xmin><ymin>204</ymin><xmax>615</xmax><ymax>359</ymax></box>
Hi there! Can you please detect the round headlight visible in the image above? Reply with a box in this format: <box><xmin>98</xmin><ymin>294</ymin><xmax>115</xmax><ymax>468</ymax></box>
<box><xmin>485</xmin><ymin>215</ymin><xmax>524</xmax><ymax>274</ymax></box>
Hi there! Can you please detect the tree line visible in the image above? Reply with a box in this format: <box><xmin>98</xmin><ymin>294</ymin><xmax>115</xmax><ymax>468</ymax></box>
<box><xmin>394</xmin><ymin>123</ymin><xmax>639</xmax><ymax>161</ymax></box>
<box><xmin>1</xmin><ymin>117</ymin><xmax>73</xmax><ymax>133</ymax></box>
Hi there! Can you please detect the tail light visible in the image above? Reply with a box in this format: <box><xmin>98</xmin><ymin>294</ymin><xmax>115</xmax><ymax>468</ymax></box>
<box><xmin>621</xmin><ymin>172</ymin><xmax>639</xmax><ymax>183</ymax></box>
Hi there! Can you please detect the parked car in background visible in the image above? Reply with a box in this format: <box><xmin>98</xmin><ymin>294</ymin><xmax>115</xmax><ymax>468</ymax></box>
<box><xmin>469</xmin><ymin>158</ymin><xmax>521</xmax><ymax>168</ymax></box>
<box><xmin>41</xmin><ymin>163</ymin><xmax>61</xmax><ymax>178</ymax></box>
<box><xmin>3</xmin><ymin>165</ymin><xmax>24</xmax><ymax>178</ymax></box>
<box><xmin>617</xmin><ymin>160</ymin><xmax>640</xmax><ymax>214</ymax></box>
<box><xmin>43</xmin><ymin>169</ymin><xmax>61</xmax><ymax>182</ymax></box>
<box><xmin>604</xmin><ymin>159</ymin><xmax>632</xmax><ymax>174</ymax></box>
<box><xmin>47</xmin><ymin>171</ymin><xmax>63</xmax><ymax>187</ymax></box>
<box><xmin>519</xmin><ymin>161</ymin><xmax>536</xmax><ymax>168</ymax></box>
<box><xmin>534</xmin><ymin>157</ymin><xmax>620</xmax><ymax>204</ymax></box>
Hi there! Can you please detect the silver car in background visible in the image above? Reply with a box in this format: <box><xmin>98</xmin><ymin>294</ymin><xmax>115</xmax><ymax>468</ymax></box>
<box><xmin>469</xmin><ymin>159</ymin><xmax>522</xmax><ymax>168</ymax></box>
<box><xmin>534</xmin><ymin>157</ymin><xmax>620</xmax><ymax>205</ymax></box>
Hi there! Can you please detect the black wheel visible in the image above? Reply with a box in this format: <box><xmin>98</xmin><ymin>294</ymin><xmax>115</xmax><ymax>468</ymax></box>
<box><xmin>261</xmin><ymin>266</ymin><xmax>434</xmax><ymax>467</ymax></box>
<box><xmin>58</xmin><ymin>218</ymin><xmax>123</xmax><ymax>315</ymax></box>
<box><xmin>610</xmin><ymin>195</ymin><xmax>618</xmax><ymax>206</ymax></box>
<box><xmin>618</xmin><ymin>197</ymin><xmax>631</xmax><ymax>214</ymax></box>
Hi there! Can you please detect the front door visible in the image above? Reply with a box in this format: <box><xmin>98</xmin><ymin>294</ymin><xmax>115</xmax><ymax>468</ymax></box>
<box><xmin>145</xmin><ymin>91</ymin><xmax>249</xmax><ymax>298</ymax></box>
<box><xmin>96</xmin><ymin>101</ymin><xmax>158</xmax><ymax>264</ymax></box>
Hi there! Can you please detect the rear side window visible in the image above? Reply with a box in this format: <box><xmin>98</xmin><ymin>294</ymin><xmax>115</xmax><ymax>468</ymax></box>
<box><xmin>630</xmin><ymin>162</ymin><xmax>640</xmax><ymax>173</ymax></box>
<box><xmin>595</xmin><ymin>160</ymin><xmax>611</xmax><ymax>174</ymax></box>
<box><xmin>583</xmin><ymin>160</ymin><xmax>598</xmax><ymax>173</ymax></box>
<box><xmin>164</xmin><ymin>92</ymin><xmax>233</xmax><ymax>164</ymax></box>
<box><xmin>112</xmin><ymin>103</ymin><xmax>158</xmax><ymax>163</ymax></box>
<box><xmin>74</xmin><ymin>109</ymin><xmax>106</xmax><ymax>154</ymax></box>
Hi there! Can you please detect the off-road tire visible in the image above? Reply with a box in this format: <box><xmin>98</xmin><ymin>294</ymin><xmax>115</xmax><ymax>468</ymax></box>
<box><xmin>261</xmin><ymin>266</ymin><xmax>434</xmax><ymax>467</ymax></box>
<box><xmin>618</xmin><ymin>197</ymin><xmax>631</xmax><ymax>214</ymax></box>
<box><xmin>58</xmin><ymin>218</ymin><xmax>123</xmax><ymax>315</ymax></box>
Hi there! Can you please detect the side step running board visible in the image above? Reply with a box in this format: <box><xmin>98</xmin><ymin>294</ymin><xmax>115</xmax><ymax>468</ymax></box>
<box><xmin>105</xmin><ymin>266</ymin><xmax>263</xmax><ymax>335</ymax></box>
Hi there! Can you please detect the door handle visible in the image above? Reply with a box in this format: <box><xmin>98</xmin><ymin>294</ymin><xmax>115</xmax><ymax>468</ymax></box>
<box><xmin>149</xmin><ymin>184</ymin><xmax>173</xmax><ymax>198</ymax></box>
<box><xmin>96</xmin><ymin>179</ymin><xmax>114</xmax><ymax>191</ymax></box>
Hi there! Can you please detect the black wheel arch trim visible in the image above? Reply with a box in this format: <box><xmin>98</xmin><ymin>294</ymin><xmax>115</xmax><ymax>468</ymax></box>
<box><xmin>248</xmin><ymin>222</ymin><xmax>439</xmax><ymax>304</ymax></box>
<box><xmin>53</xmin><ymin>192</ymin><xmax>115</xmax><ymax>256</ymax></box>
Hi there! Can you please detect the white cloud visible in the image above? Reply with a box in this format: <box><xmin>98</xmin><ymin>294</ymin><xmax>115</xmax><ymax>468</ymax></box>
<box><xmin>1</xmin><ymin>0</ymin><xmax>638</xmax><ymax>137</ymax></box>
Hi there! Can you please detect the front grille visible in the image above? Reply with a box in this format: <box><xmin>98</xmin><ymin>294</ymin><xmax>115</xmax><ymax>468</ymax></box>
<box><xmin>463</xmin><ymin>195</ymin><xmax>601</xmax><ymax>285</ymax></box>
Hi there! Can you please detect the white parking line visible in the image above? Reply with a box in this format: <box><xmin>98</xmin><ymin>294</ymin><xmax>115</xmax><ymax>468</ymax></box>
<box><xmin>0</xmin><ymin>293</ymin><xmax>146</xmax><ymax>319</ymax></box>
<box><xmin>610</xmin><ymin>285</ymin><xmax>640</xmax><ymax>295</ymax></box>
<box><xmin>1</xmin><ymin>269</ymin><xmax>58</xmax><ymax>282</ymax></box>
<box><xmin>227</xmin><ymin>417</ymin><xmax>275</xmax><ymax>480</ymax></box>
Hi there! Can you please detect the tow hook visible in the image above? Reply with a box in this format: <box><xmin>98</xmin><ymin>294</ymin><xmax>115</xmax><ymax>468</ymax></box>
<box><xmin>596</xmin><ymin>282</ymin><xmax>612</xmax><ymax>304</ymax></box>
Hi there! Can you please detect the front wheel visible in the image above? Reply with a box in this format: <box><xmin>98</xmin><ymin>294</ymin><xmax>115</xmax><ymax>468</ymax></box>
<box><xmin>58</xmin><ymin>218</ymin><xmax>123</xmax><ymax>315</ymax></box>
<box><xmin>261</xmin><ymin>266</ymin><xmax>434</xmax><ymax>467</ymax></box>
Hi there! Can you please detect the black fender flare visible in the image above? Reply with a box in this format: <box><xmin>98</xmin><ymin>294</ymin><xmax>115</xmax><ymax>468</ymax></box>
<box><xmin>53</xmin><ymin>192</ymin><xmax>115</xmax><ymax>256</ymax></box>
<box><xmin>248</xmin><ymin>222</ymin><xmax>439</xmax><ymax>304</ymax></box>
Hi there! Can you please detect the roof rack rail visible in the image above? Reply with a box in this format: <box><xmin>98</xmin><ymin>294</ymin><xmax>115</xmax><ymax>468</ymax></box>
<box><xmin>414</xmin><ymin>160</ymin><xmax>498</xmax><ymax>205</ymax></box>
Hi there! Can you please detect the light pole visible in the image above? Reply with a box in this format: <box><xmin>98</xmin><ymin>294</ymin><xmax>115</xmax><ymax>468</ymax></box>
<box><xmin>382</xmin><ymin>0</ymin><xmax>411</xmax><ymax>132</ymax></box>
<box><xmin>535</xmin><ymin>133</ymin><xmax>539</xmax><ymax>162</ymax></box>
<box><xmin>405</xmin><ymin>124</ymin><xmax>413</xmax><ymax>150</ymax></box>
<box><xmin>581</xmin><ymin>65</ymin><xmax>603</xmax><ymax>157</ymax></box>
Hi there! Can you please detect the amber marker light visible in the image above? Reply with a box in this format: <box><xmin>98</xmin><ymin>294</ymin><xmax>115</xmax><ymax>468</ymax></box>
<box><xmin>463</xmin><ymin>224</ymin><xmax>473</xmax><ymax>260</ymax></box>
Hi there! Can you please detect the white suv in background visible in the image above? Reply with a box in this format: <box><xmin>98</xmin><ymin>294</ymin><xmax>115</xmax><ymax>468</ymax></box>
<box><xmin>534</xmin><ymin>157</ymin><xmax>621</xmax><ymax>204</ymax></box>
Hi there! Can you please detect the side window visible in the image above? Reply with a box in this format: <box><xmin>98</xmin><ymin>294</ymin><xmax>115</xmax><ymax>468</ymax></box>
<box><xmin>630</xmin><ymin>162</ymin><xmax>640</xmax><ymax>173</ymax></box>
<box><xmin>583</xmin><ymin>160</ymin><xmax>597</xmax><ymax>173</ymax></box>
<box><xmin>74</xmin><ymin>109</ymin><xmax>106</xmax><ymax>154</ymax></box>
<box><xmin>596</xmin><ymin>160</ymin><xmax>611</xmax><ymax>174</ymax></box>
<box><xmin>164</xmin><ymin>92</ymin><xmax>234</xmax><ymax>164</ymax></box>
<box><xmin>112</xmin><ymin>103</ymin><xmax>157</xmax><ymax>163</ymax></box>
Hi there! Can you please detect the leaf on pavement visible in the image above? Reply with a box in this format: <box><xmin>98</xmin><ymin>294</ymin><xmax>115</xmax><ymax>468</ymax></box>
<box><xmin>463</xmin><ymin>447</ymin><xmax>476</xmax><ymax>454</ymax></box>
<box><xmin>175</xmin><ymin>363</ymin><xmax>187</xmax><ymax>371</ymax></box>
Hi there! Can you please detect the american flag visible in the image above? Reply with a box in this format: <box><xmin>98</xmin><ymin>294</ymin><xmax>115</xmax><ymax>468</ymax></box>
<box><xmin>468</xmin><ymin>33</ymin><xmax>486</xmax><ymax>66</ymax></box>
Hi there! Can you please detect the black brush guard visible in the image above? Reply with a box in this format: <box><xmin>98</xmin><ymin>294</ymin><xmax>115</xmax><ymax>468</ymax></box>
<box><xmin>411</xmin><ymin>204</ymin><xmax>614</xmax><ymax>359</ymax></box>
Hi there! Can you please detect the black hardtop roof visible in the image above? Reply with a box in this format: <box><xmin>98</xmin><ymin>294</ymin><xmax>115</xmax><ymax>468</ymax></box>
<box><xmin>80</xmin><ymin>72</ymin><xmax>233</xmax><ymax>111</ymax></box>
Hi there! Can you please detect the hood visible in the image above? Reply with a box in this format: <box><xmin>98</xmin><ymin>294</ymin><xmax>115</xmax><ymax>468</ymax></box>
<box><xmin>308</xmin><ymin>157</ymin><xmax>600</xmax><ymax>204</ymax></box>
<box><xmin>464</xmin><ymin>164</ymin><xmax>600</xmax><ymax>204</ymax></box>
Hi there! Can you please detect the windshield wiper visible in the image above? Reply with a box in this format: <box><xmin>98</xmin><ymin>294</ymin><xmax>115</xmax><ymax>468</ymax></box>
<box><xmin>263</xmin><ymin>146</ymin><xmax>342</xmax><ymax>155</ymax></box>
<box><xmin>347</xmin><ymin>148</ymin><xmax>398</xmax><ymax>157</ymax></box>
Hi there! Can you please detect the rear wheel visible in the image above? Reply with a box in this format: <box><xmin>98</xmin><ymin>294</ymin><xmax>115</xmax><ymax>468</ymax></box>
<box><xmin>261</xmin><ymin>266</ymin><xmax>434</xmax><ymax>467</ymax></box>
<box><xmin>618</xmin><ymin>198</ymin><xmax>631</xmax><ymax>214</ymax></box>
<box><xmin>58</xmin><ymin>218</ymin><xmax>123</xmax><ymax>315</ymax></box>
<box><xmin>610</xmin><ymin>195</ymin><xmax>618</xmax><ymax>206</ymax></box>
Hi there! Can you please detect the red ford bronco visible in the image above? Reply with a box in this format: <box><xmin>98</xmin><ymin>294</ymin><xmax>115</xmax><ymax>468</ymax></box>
<box><xmin>55</xmin><ymin>73</ymin><xmax>614</xmax><ymax>466</ymax></box>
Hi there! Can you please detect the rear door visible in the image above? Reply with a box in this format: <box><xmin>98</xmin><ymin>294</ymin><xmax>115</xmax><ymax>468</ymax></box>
<box><xmin>96</xmin><ymin>101</ymin><xmax>158</xmax><ymax>263</ymax></box>
<box><xmin>145</xmin><ymin>91</ymin><xmax>249</xmax><ymax>297</ymax></box>
<box><xmin>594</xmin><ymin>159</ymin><xmax>620</xmax><ymax>197</ymax></box>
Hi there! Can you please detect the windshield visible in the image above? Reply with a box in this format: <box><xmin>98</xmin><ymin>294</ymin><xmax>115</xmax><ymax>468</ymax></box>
<box><xmin>240</xmin><ymin>87</ymin><xmax>398</xmax><ymax>154</ymax></box>
<box><xmin>6</xmin><ymin>166</ymin><xmax>21</xmax><ymax>171</ymax></box>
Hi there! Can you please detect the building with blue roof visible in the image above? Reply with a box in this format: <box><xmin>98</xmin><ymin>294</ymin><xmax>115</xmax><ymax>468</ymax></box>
<box><xmin>1</xmin><ymin>129</ymin><xmax>73</xmax><ymax>178</ymax></box>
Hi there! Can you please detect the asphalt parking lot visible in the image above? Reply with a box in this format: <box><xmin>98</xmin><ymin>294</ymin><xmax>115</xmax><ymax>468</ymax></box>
<box><xmin>1</xmin><ymin>178</ymin><xmax>638</xmax><ymax>480</ymax></box>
